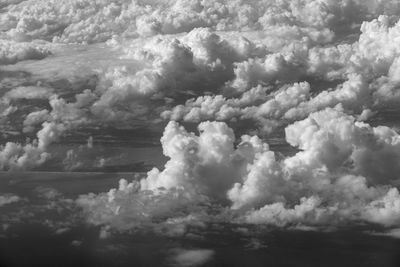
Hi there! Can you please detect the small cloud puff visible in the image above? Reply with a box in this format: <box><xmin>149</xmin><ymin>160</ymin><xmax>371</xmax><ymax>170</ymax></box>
<box><xmin>169</xmin><ymin>249</ymin><xmax>215</xmax><ymax>267</ymax></box>
<box><xmin>0</xmin><ymin>194</ymin><xmax>21</xmax><ymax>207</ymax></box>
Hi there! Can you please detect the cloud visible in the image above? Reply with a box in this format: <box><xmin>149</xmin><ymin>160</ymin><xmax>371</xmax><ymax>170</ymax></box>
<box><xmin>169</xmin><ymin>249</ymin><xmax>214</xmax><ymax>267</ymax></box>
<box><xmin>284</xmin><ymin>107</ymin><xmax>400</xmax><ymax>182</ymax></box>
<box><xmin>3</xmin><ymin>0</ymin><xmax>400</xmax><ymax>236</ymax></box>
<box><xmin>77</xmin><ymin>109</ymin><xmax>400</xmax><ymax>229</ymax></box>
<box><xmin>3</xmin><ymin>3</ymin><xmax>400</xmax><ymax>137</ymax></box>
<box><xmin>0</xmin><ymin>39</ymin><xmax>51</xmax><ymax>64</ymax></box>
<box><xmin>0</xmin><ymin>194</ymin><xmax>21</xmax><ymax>207</ymax></box>
<box><xmin>158</xmin><ymin>15</ymin><xmax>400</xmax><ymax>132</ymax></box>
<box><xmin>23</xmin><ymin>109</ymin><xmax>50</xmax><ymax>133</ymax></box>
<box><xmin>0</xmin><ymin>0</ymin><xmax>363</xmax><ymax>43</ymax></box>
<box><xmin>139</xmin><ymin>120</ymin><xmax>264</xmax><ymax>198</ymax></box>
<box><xmin>0</xmin><ymin>121</ymin><xmax>65</xmax><ymax>170</ymax></box>
<box><xmin>5</xmin><ymin>86</ymin><xmax>54</xmax><ymax>100</ymax></box>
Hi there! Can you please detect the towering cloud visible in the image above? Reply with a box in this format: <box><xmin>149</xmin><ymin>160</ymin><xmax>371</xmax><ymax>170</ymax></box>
<box><xmin>78</xmin><ymin>108</ymin><xmax>400</xmax><ymax>229</ymax></box>
<box><xmin>0</xmin><ymin>121</ymin><xmax>64</xmax><ymax>170</ymax></box>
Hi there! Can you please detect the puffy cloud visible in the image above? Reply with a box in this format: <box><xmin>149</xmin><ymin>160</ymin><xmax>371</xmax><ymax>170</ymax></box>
<box><xmin>234</xmin><ymin>108</ymin><xmax>400</xmax><ymax>226</ymax></box>
<box><xmin>4</xmin><ymin>85</ymin><xmax>54</xmax><ymax>100</ymax></box>
<box><xmin>228</xmin><ymin>53</ymin><xmax>306</xmax><ymax>93</ymax></box>
<box><xmin>228</xmin><ymin>150</ymin><xmax>282</xmax><ymax>210</ymax></box>
<box><xmin>1</xmin><ymin>0</ymin><xmax>383</xmax><ymax>44</ymax></box>
<box><xmin>77</xmin><ymin>120</ymin><xmax>266</xmax><ymax>229</ymax></box>
<box><xmin>284</xmin><ymin>107</ymin><xmax>400</xmax><ymax>182</ymax></box>
<box><xmin>76</xmin><ymin>178</ymin><xmax>204</xmax><ymax>230</ymax></box>
<box><xmin>0</xmin><ymin>39</ymin><xmax>51</xmax><ymax>64</ymax></box>
<box><xmin>161</xmin><ymin>85</ymin><xmax>269</xmax><ymax>123</ymax></box>
<box><xmin>23</xmin><ymin>109</ymin><xmax>50</xmax><ymax>133</ymax></box>
<box><xmin>0</xmin><ymin>121</ymin><xmax>65</xmax><ymax>170</ymax></box>
<box><xmin>140</xmin><ymin>121</ymin><xmax>251</xmax><ymax>198</ymax></box>
<box><xmin>160</xmin><ymin>15</ymin><xmax>400</xmax><ymax>131</ymax></box>
<box><xmin>90</xmin><ymin>29</ymin><xmax>267</xmax><ymax>122</ymax></box>
<box><xmin>78</xmin><ymin>110</ymin><xmax>400</xmax><ymax>229</ymax></box>
<box><xmin>3</xmin><ymin>0</ymin><xmax>400</xmax><ymax>237</ymax></box>
<box><xmin>48</xmin><ymin>90</ymin><xmax>96</xmax><ymax>128</ymax></box>
<box><xmin>362</xmin><ymin>188</ymin><xmax>400</xmax><ymax>226</ymax></box>
<box><xmin>4</xmin><ymin>3</ymin><xmax>399</xmax><ymax>134</ymax></box>
<box><xmin>162</xmin><ymin>74</ymin><xmax>370</xmax><ymax>134</ymax></box>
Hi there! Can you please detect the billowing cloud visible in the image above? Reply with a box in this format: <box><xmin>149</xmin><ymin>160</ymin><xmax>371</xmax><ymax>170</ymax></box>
<box><xmin>5</xmin><ymin>85</ymin><xmax>54</xmax><ymax>100</ymax></box>
<box><xmin>2</xmin><ymin>0</ymin><xmax>400</xmax><ymax>237</ymax></box>
<box><xmin>0</xmin><ymin>39</ymin><xmax>51</xmax><ymax>64</ymax></box>
<box><xmin>0</xmin><ymin>121</ymin><xmax>65</xmax><ymax>170</ymax></box>
<box><xmin>3</xmin><ymin>0</ymin><xmax>391</xmax><ymax>44</ymax></box>
<box><xmin>78</xmin><ymin>108</ymin><xmax>400</xmax><ymax>230</ymax></box>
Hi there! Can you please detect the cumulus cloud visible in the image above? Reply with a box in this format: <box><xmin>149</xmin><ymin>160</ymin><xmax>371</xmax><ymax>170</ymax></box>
<box><xmin>161</xmin><ymin>85</ymin><xmax>270</xmax><ymax>122</ymax></box>
<box><xmin>3</xmin><ymin>0</ymin><xmax>400</xmax><ymax>237</ymax></box>
<box><xmin>5</xmin><ymin>85</ymin><xmax>54</xmax><ymax>100</ymax></box>
<box><xmin>3</xmin><ymin>2</ymin><xmax>400</xmax><ymax>135</ymax></box>
<box><xmin>140</xmin><ymin>120</ymin><xmax>267</xmax><ymax>198</ymax></box>
<box><xmin>162</xmin><ymin>74</ymin><xmax>371</xmax><ymax>134</ymax></box>
<box><xmin>2</xmin><ymin>0</ymin><xmax>387</xmax><ymax>44</ymax></box>
<box><xmin>23</xmin><ymin>109</ymin><xmax>50</xmax><ymax>133</ymax></box>
<box><xmin>90</xmin><ymin>28</ymin><xmax>267</xmax><ymax>122</ymax></box>
<box><xmin>78</xmin><ymin>109</ymin><xmax>400</xmax><ymax>229</ymax></box>
<box><xmin>0</xmin><ymin>39</ymin><xmax>51</xmax><ymax>64</ymax></box>
<box><xmin>156</xmin><ymin>15</ymin><xmax>400</xmax><ymax>133</ymax></box>
<box><xmin>0</xmin><ymin>121</ymin><xmax>65</xmax><ymax>170</ymax></box>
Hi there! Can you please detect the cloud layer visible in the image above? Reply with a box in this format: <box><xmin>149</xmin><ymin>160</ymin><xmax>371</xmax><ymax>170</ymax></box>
<box><xmin>2</xmin><ymin>0</ymin><xmax>400</xmax><ymax>233</ymax></box>
<box><xmin>78</xmin><ymin>109</ymin><xmax>400</xmax><ymax>230</ymax></box>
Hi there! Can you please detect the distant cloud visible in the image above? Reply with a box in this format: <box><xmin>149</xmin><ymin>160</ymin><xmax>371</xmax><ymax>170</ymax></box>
<box><xmin>3</xmin><ymin>0</ymin><xmax>400</xmax><ymax>234</ymax></box>
<box><xmin>0</xmin><ymin>194</ymin><xmax>20</xmax><ymax>207</ymax></box>
<box><xmin>0</xmin><ymin>40</ymin><xmax>51</xmax><ymax>64</ymax></box>
<box><xmin>77</xmin><ymin>109</ymin><xmax>400</xmax><ymax>229</ymax></box>
<box><xmin>169</xmin><ymin>249</ymin><xmax>214</xmax><ymax>267</ymax></box>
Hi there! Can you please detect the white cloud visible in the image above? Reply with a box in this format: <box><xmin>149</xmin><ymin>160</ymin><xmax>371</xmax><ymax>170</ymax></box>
<box><xmin>0</xmin><ymin>121</ymin><xmax>65</xmax><ymax>170</ymax></box>
<box><xmin>77</xmin><ymin>109</ymin><xmax>400</xmax><ymax>229</ymax></box>
<box><xmin>23</xmin><ymin>109</ymin><xmax>50</xmax><ymax>133</ymax></box>
<box><xmin>169</xmin><ymin>249</ymin><xmax>214</xmax><ymax>267</ymax></box>
<box><xmin>3</xmin><ymin>0</ymin><xmax>400</xmax><ymax>235</ymax></box>
<box><xmin>0</xmin><ymin>39</ymin><xmax>51</xmax><ymax>64</ymax></box>
<box><xmin>0</xmin><ymin>194</ymin><xmax>21</xmax><ymax>207</ymax></box>
<box><xmin>5</xmin><ymin>86</ymin><xmax>54</xmax><ymax>100</ymax></box>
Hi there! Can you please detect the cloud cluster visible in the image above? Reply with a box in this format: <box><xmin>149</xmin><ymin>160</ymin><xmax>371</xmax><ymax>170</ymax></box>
<box><xmin>90</xmin><ymin>28</ymin><xmax>266</xmax><ymax>122</ymax></box>
<box><xmin>78</xmin><ymin>108</ymin><xmax>400</xmax><ymax>230</ymax></box>
<box><xmin>0</xmin><ymin>85</ymin><xmax>100</xmax><ymax>170</ymax></box>
<box><xmin>0</xmin><ymin>121</ymin><xmax>64</xmax><ymax>170</ymax></box>
<box><xmin>2</xmin><ymin>0</ymin><xmax>400</xmax><ymax>235</ymax></box>
<box><xmin>5</xmin><ymin>85</ymin><xmax>54</xmax><ymax>100</ymax></box>
<box><xmin>162</xmin><ymin>16</ymin><xmax>400</xmax><ymax>131</ymax></box>
<box><xmin>3</xmin><ymin>2</ymin><xmax>400</xmax><ymax>138</ymax></box>
<box><xmin>3</xmin><ymin>0</ymin><xmax>390</xmax><ymax>44</ymax></box>
<box><xmin>0</xmin><ymin>39</ymin><xmax>51</xmax><ymax>64</ymax></box>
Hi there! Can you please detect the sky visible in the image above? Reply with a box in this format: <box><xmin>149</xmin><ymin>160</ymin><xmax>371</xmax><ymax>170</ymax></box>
<box><xmin>2</xmin><ymin>1</ymin><xmax>400</xmax><ymax>263</ymax></box>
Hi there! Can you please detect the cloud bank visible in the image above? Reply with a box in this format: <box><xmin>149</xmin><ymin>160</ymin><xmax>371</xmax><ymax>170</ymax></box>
<box><xmin>2</xmin><ymin>0</ymin><xmax>400</xmax><ymax>233</ymax></box>
<box><xmin>78</xmin><ymin>108</ymin><xmax>400</xmax><ymax>230</ymax></box>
